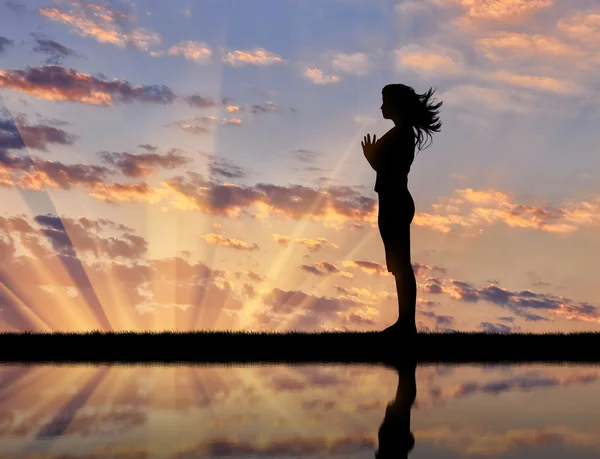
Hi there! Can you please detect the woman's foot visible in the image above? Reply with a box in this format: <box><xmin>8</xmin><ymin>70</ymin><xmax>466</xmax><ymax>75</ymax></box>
<box><xmin>380</xmin><ymin>321</ymin><xmax>417</xmax><ymax>338</ymax></box>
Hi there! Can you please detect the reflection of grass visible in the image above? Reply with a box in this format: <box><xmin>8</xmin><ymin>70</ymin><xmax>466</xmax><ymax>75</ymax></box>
<box><xmin>0</xmin><ymin>331</ymin><xmax>599</xmax><ymax>364</ymax></box>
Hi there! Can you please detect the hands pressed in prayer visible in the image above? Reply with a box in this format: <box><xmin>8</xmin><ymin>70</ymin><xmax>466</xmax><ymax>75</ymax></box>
<box><xmin>362</xmin><ymin>133</ymin><xmax>378</xmax><ymax>167</ymax></box>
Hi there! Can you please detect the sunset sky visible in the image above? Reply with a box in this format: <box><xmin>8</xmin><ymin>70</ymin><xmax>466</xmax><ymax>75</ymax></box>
<box><xmin>0</xmin><ymin>0</ymin><xmax>599</xmax><ymax>332</ymax></box>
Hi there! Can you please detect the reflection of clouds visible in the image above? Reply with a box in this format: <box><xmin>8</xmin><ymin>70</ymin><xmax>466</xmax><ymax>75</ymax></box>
<box><xmin>415</xmin><ymin>424</ymin><xmax>600</xmax><ymax>455</ymax></box>
<box><xmin>418</xmin><ymin>367</ymin><xmax>600</xmax><ymax>409</ymax></box>
<box><xmin>0</xmin><ymin>365</ymin><xmax>599</xmax><ymax>457</ymax></box>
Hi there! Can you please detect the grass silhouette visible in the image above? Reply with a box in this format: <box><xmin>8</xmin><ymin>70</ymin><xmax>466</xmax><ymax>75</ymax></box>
<box><xmin>0</xmin><ymin>330</ymin><xmax>599</xmax><ymax>365</ymax></box>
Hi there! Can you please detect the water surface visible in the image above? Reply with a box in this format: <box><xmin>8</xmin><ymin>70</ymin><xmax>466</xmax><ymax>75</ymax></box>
<box><xmin>1</xmin><ymin>364</ymin><xmax>599</xmax><ymax>458</ymax></box>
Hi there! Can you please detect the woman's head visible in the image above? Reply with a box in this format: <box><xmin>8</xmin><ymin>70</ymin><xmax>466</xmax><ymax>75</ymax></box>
<box><xmin>381</xmin><ymin>84</ymin><xmax>443</xmax><ymax>152</ymax></box>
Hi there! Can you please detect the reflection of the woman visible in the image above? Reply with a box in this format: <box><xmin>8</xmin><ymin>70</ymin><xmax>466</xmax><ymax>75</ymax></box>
<box><xmin>376</xmin><ymin>361</ymin><xmax>417</xmax><ymax>458</ymax></box>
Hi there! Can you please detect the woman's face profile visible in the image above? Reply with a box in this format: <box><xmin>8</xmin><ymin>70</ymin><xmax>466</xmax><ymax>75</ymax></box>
<box><xmin>381</xmin><ymin>95</ymin><xmax>401</xmax><ymax>120</ymax></box>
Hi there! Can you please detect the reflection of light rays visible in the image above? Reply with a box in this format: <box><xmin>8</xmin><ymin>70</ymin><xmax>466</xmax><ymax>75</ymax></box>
<box><xmin>3</xmin><ymin>366</ymin><xmax>98</xmax><ymax>432</ymax></box>
<box><xmin>240</xmin><ymin>366</ymin><xmax>312</xmax><ymax>438</ymax></box>
<box><xmin>0</xmin><ymin>365</ymin><xmax>39</xmax><ymax>406</ymax></box>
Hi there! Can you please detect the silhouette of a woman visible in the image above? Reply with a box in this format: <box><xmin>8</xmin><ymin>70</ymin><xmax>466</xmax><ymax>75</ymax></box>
<box><xmin>362</xmin><ymin>84</ymin><xmax>442</xmax><ymax>337</ymax></box>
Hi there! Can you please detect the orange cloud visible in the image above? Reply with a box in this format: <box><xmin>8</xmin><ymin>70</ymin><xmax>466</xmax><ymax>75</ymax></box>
<box><xmin>341</xmin><ymin>260</ymin><xmax>389</xmax><ymax>276</ymax></box>
<box><xmin>223</xmin><ymin>48</ymin><xmax>284</xmax><ymax>66</ymax></box>
<box><xmin>201</xmin><ymin>233</ymin><xmax>259</xmax><ymax>251</ymax></box>
<box><xmin>304</xmin><ymin>68</ymin><xmax>341</xmax><ymax>84</ymax></box>
<box><xmin>414</xmin><ymin>188</ymin><xmax>600</xmax><ymax>234</ymax></box>
<box><xmin>39</xmin><ymin>2</ymin><xmax>160</xmax><ymax>51</ymax></box>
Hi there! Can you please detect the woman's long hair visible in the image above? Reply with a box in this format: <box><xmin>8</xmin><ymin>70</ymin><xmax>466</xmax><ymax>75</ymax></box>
<box><xmin>382</xmin><ymin>84</ymin><xmax>442</xmax><ymax>154</ymax></box>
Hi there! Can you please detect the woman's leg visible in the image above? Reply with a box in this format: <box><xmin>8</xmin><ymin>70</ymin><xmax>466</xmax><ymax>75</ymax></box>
<box><xmin>394</xmin><ymin>265</ymin><xmax>417</xmax><ymax>334</ymax></box>
<box><xmin>391</xmin><ymin>221</ymin><xmax>417</xmax><ymax>334</ymax></box>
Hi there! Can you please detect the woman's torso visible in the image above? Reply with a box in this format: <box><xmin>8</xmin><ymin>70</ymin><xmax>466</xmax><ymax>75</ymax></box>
<box><xmin>374</xmin><ymin>125</ymin><xmax>415</xmax><ymax>195</ymax></box>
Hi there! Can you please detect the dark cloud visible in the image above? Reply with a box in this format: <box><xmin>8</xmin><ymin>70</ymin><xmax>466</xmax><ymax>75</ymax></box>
<box><xmin>32</xmin><ymin>36</ymin><xmax>80</xmax><ymax>64</ymax></box>
<box><xmin>204</xmin><ymin>154</ymin><xmax>247</xmax><ymax>179</ymax></box>
<box><xmin>178</xmin><ymin>436</ymin><xmax>375</xmax><ymax>457</ymax></box>
<box><xmin>0</xmin><ymin>36</ymin><xmax>14</xmax><ymax>54</ymax></box>
<box><xmin>138</xmin><ymin>144</ymin><xmax>158</xmax><ymax>152</ymax></box>
<box><xmin>419</xmin><ymin>310</ymin><xmax>455</xmax><ymax>328</ymax></box>
<box><xmin>300</xmin><ymin>264</ymin><xmax>327</xmax><ymax>276</ymax></box>
<box><xmin>292</xmin><ymin>149</ymin><xmax>319</xmax><ymax>163</ymax></box>
<box><xmin>246</xmin><ymin>270</ymin><xmax>265</xmax><ymax>282</ymax></box>
<box><xmin>300</xmin><ymin>261</ymin><xmax>342</xmax><ymax>276</ymax></box>
<box><xmin>423</xmin><ymin>277</ymin><xmax>599</xmax><ymax>323</ymax></box>
<box><xmin>0</xmin><ymin>65</ymin><xmax>176</xmax><ymax>106</ymax></box>
<box><xmin>34</xmin><ymin>214</ymin><xmax>148</xmax><ymax>260</ymax></box>
<box><xmin>479</xmin><ymin>321</ymin><xmax>520</xmax><ymax>333</ymax></box>
<box><xmin>183</xmin><ymin>95</ymin><xmax>230</xmax><ymax>108</ymax></box>
<box><xmin>412</xmin><ymin>261</ymin><xmax>448</xmax><ymax>277</ymax></box>
<box><xmin>250</xmin><ymin>102</ymin><xmax>278</xmax><ymax>114</ymax></box>
<box><xmin>98</xmin><ymin>149</ymin><xmax>193</xmax><ymax>177</ymax></box>
<box><xmin>5</xmin><ymin>0</ymin><xmax>25</xmax><ymax>13</ymax></box>
<box><xmin>315</xmin><ymin>261</ymin><xmax>340</xmax><ymax>274</ymax></box>
<box><xmin>0</xmin><ymin>112</ymin><xmax>77</xmax><ymax>153</ymax></box>
<box><xmin>261</xmin><ymin>288</ymin><xmax>358</xmax><ymax>330</ymax></box>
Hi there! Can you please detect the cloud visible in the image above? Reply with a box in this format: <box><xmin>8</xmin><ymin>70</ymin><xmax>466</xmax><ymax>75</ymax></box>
<box><xmin>272</xmin><ymin>234</ymin><xmax>336</xmax><ymax>252</ymax></box>
<box><xmin>0</xmin><ymin>65</ymin><xmax>176</xmax><ymax>106</ymax></box>
<box><xmin>87</xmin><ymin>182</ymin><xmax>163</xmax><ymax>204</ymax></box>
<box><xmin>162</xmin><ymin>174</ymin><xmax>377</xmax><ymax>226</ymax></box>
<box><xmin>476</xmin><ymin>31</ymin><xmax>584</xmax><ymax>63</ymax></box>
<box><xmin>254</xmin><ymin>286</ymin><xmax>380</xmax><ymax>331</ymax></box>
<box><xmin>183</xmin><ymin>95</ymin><xmax>230</xmax><ymax>108</ymax></box>
<box><xmin>38</xmin><ymin>1</ymin><xmax>161</xmax><ymax>52</ymax></box>
<box><xmin>0</xmin><ymin>220</ymin><xmax>244</xmax><ymax>331</ymax></box>
<box><xmin>420</xmin><ymin>310</ymin><xmax>455</xmax><ymax>328</ymax></box>
<box><xmin>479</xmin><ymin>321</ymin><xmax>521</xmax><ymax>333</ymax></box>
<box><xmin>557</xmin><ymin>11</ymin><xmax>600</xmax><ymax>43</ymax></box>
<box><xmin>301</xmin><ymin>261</ymin><xmax>352</xmax><ymax>278</ymax></box>
<box><xmin>201</xmin><ymin>233</ymin><xmax>259</xmax><ymax>251</ymax></box>
<box><xmin>341</xmin><ymin>259</ymin><xmax>388</xmax><ymax>275</ymax></box>
<box><xmin>301</xmin><ymin>264</ymin><xmax>327</xmax><ymax>276</ymax></box>
<box><xmin>32</xmin><ymin>36</ymin><xmax>80</xmax><ymax>64</ymax></box>
<box><xmin>138</xmin><ymin>144</ymin><xmax>158</xmax><ymax>152</ymax></box>
<box><xmin>223</xmin><ymin>48</ymin><xmax>284</xmax><ymax>66</ymax></box>
<box><xmin>0</xmin><ymin>157</ymin><xmax>112</xmax><ymax>190</ymax></box>
<box><xmin>5</xmin><ymin>0</ymin><xmax>25</xmax><ymax>14</ymax></box>
<box><xmin>204</xmin><ymin>155</ymin><xmax>247</xmax><ymax>179</ymax></box>
<box><xmin>34</xmin><ymin>214</ymin><xmax>147</xmax><ymax>260</ymax></box>
<box><xmin>151</xmin><ymin>40</ymin><xmax>212</xmax><ymax>63</ymax></box>
<box><xmin>448</xmin><ymin>0</ymin><xmax>554</xmax><ymax>21</ymax></box>
<box><xmin>393</xmin><ymin>44</ymin><xmax>465</xmax><ymax>75</ymax></box>
<box><xmin>420</xmin><ymin>277</ymin><xmax>600</xmax><ymax>323</ymax></box>
<box><xmin>0</xmin><ymin>36</ymin><xmax>14</xmax><ymax>53</ymax></box>
<box><xmin>412</xmin><ymin>261</ymin><xmax>448</xmax><ymax>277</ymax></box>
<box><xmin>170</xmin><ymin>116</ymin><xmax>242</xmax><ymax>135</ymax></box>
<box><xmin>0</xmin><ymin>111</ymin><xmax>77</xmax><ymax>153</ymax></box>
<box><xmin>304</xmin><ymin>68</ymin><xmax>341</xmax><ymax>84</ymax></box>
<box><xmin>331</xmin><ymin>52</ymin><xmax>371</xmax><ymax>76</ymax></box>
<box><xmin>490</xmin><ymin>70</ymin><xmax>581</xmax><ymax>94</ymax></box>
<box><xmin>414</xmin><ymin>188</ymin><xmax>600</xmax><ymax>234</ymax></box>
<box><xmin>292</xmin><ymin>149</ymin><xmax>319</xmax><ymax>163</ymax></box>
<box><xmin>98</xmin><ymin>149</ymin><xmax>193</xmax><ymax>177</ymax></box>
<box><xmin>176</xmin><ymin>435</ymin><xmax>376</xmax><ymax>457</ymax></box>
